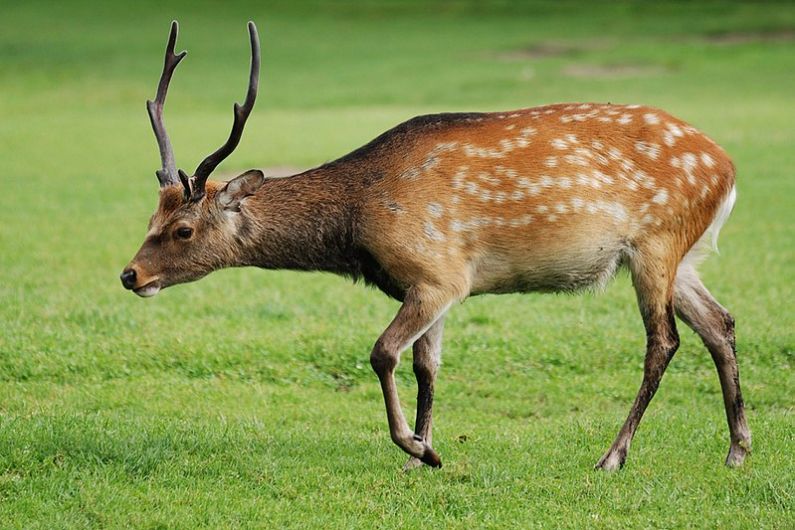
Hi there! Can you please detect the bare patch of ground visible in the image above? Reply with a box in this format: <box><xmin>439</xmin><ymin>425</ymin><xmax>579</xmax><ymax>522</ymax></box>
<box><xmin>494</xmin><ymin>39</ymin><xmax>613</xmax><ymax>61</ymax></box>
<box><xmin>699</xmin><ymin>28</ymin><xmax>795</xmax><ymax>45</ymax></box>
<box><xmin>495</xmin><ymin>29</ymin><xmax>794</xmax><ymax>65</ymax></box>
<box><xmin>562</xmin><ymin>63</ymin><xmax>669</xmax><ymax>79</ymax></box>
<box><xmin>496</xmin><ymin>42</ymin><xmax>582</xmax><ymax>61</ymax></box>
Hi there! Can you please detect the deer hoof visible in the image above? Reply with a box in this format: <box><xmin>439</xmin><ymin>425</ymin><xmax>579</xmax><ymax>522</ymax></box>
<box><xmin>420</xmin><ymin>447</ymin><xmax>442</xmax><ymax>468</ymax></box>
<box><xmin>725</xmin><ymin>441</ymin><xmax>750</xmax><ymax>467</ymax></box>
<box><xmin>595</xmin><ymin>448</ymin><xmax>626</xmax><ymax>472</ymax></box>
<box><xmin>403</xmin><ymin>456</ymin><xmax>424</xmax><ymax>471</ymax></box>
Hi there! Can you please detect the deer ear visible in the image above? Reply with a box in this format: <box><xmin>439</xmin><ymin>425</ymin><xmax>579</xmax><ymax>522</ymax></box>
<box><xmin>217</xmin><ymin>169</ymin><xmax>265</xmax><ymax>210</ymax></box>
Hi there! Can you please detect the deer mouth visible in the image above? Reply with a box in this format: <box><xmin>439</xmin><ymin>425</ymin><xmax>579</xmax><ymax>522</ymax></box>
<box><xmin>134</xmin><ymin>280</ymin><xmax>161</xmax><ymax>298</ymax></box>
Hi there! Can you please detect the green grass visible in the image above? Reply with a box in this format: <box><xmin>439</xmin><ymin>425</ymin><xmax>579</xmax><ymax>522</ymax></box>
<box><xmin>1</xmin><ymin>0</ymin><xmax>794</xmax><ymax>527</ymax></box>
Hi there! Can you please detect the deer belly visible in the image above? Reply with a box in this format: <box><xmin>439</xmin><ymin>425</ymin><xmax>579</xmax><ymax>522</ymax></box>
<box><xmin>469</xmin><ymin>235</ymin><xmax>628</xmax><ymax>295</ymax></box>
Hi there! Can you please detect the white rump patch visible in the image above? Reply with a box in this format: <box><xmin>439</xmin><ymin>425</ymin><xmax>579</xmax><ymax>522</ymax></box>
<box><xmin>683</xmin><ymin>185</ymin><xmax>737</xmax><ymax>267</ymax></box>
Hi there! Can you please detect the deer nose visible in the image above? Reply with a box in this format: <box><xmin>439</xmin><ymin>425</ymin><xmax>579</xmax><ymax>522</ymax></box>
<box><xmin>120</xmin><ymin>268</ymin><xmax>137</xmax><ymax>290</ymax></box>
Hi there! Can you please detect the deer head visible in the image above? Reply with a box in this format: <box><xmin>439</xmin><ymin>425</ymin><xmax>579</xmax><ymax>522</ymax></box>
<box><xmin>120</xmin><ymin>21</ymin><xmax>264</xmax><ymax>297</ymax></box>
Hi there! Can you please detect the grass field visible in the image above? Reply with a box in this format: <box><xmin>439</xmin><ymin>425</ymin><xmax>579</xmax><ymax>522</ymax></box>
<box><xmin>1</xmin><ymin>0</ymin><xmax>794</xmax><ymax>527</ymax></box>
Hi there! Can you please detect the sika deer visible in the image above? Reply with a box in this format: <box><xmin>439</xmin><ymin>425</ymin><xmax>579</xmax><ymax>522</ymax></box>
<box><xmin>121</xmin><ymin>21</ymin><xmax>751</xmax><ymax>471</ymax></box>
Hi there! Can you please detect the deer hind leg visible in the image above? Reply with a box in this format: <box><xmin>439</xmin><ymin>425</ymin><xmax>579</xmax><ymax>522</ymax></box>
<box><xmin>403</xmin><ymin>315</ymin><xmax>446</xmax><ymax>471</ymax></box>
<box><xmin>673</xmin><ymin>263</ymin><xmax>751</xmax><ymax>466</ymax></box>
<box><xmin>596</xmin><ymin>245</ymin><xmax>680</xmax><ymax>471</ymax></box>
<box><xmin>370</xmin><ymin>285</ymin><xmax>455</xmax><ymax>468</ymax></box>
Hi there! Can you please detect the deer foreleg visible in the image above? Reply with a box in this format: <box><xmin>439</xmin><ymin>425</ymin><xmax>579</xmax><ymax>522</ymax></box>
<box><xmin>370</xmin><ymin>286</ymin><xmax>454</xmax><ymax>468</ymax></box>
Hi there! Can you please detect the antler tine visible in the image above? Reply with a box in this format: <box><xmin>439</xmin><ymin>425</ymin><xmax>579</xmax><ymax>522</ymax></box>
<box><xmin>146</xmin><ymin>20</ymin><xmax>187</xmax><ymax>188</ymax></box>
<box><xmin>189</xmin><ymin>21</ymin><xmax>260</xmax><ymax>200</ymax></box>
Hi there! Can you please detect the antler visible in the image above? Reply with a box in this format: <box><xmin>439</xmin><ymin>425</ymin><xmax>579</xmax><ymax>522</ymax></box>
<box><xmin>186</xmin><ymin>21</ymin><xmax>261</xmax><ymax>201</ymax></box>
<box><xmin>146</xmin><ymin>21</ymin><xmax>187</xmax><ymax>188</ymax></box>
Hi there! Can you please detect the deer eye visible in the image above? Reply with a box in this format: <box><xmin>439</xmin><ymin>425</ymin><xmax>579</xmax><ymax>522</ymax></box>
<box><xmin>175</xmin><ymin>226</ymin><xmax>193</xmax><ymax>240</ymax></box>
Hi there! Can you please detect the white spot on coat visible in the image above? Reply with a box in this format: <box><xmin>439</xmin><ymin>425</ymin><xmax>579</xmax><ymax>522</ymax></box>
<box><xmin>564</xmin><ymin>154</ymin><xmax>589</xmax><ymax>166</ymax></box>
<box><xmin>652</xmin><ymin>189</ymin><xmax>668</xmax><ymax>205</ymax></box>
<box><xmin>424</xmin><ymin>221</ymin><xmax>445</xmax><ymax>242</ymax></box>
<box><xmin>617</xmin><ymin>114</ymin><xmax>633</xmax><ymax>125</ymax></box>
<box><xmin>427</xmin><ymin>202</ymin><xmax>443</xmax><ymax>218</ymax></box>
<box><xmin>635</xmin><ymin>141</ymin><xmax>661</xmax><ymax>160</ymax></box>
<box><xmin>644</xmin><ymin>113</ymin><xmax>660</xmax><ymax>125</ymax></box>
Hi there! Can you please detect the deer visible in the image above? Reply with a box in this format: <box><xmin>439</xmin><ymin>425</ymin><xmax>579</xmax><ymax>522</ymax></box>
<box><xmin>121</xmin><ymin>20</ymin><xmax>751</xmax><ymax>471</ymax></box>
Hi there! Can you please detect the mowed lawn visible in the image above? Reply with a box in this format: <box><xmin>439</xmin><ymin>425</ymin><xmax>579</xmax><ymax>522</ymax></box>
<box><xmin>1</xmin><ymin>0</ymin><xmax>793</xmax><ymax>527</ymax></box>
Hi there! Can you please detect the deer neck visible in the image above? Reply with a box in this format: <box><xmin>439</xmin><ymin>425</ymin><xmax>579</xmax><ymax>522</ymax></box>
<box><xmin>235</xmin><ymin>168</ymin><xmax>362</xmax><ymax>275</ymax></box>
